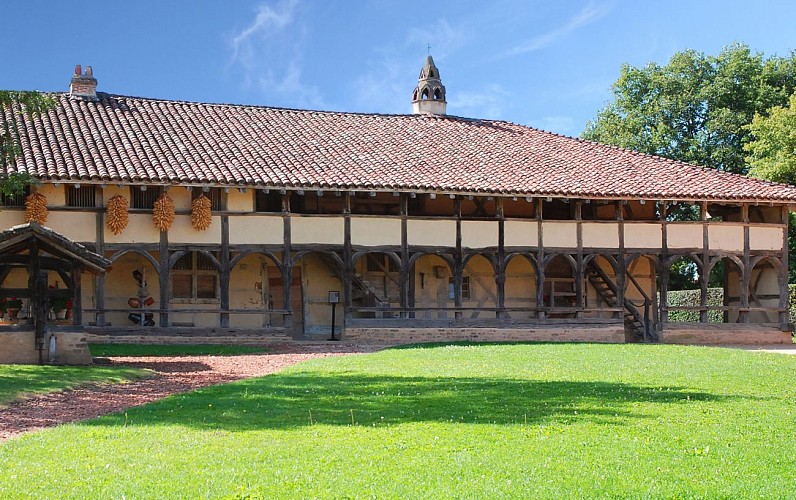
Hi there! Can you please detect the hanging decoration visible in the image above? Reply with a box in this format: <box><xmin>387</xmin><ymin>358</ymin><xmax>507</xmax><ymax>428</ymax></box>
<box><xmin>152</xmin><ymin>192</ymin><xmax>175</xmax><ymax>232</ymax></box>
<box><xmin>191</xmin><ymin>193</ymin><xmax>212</xmax><ymax>231</ymax></box>
<box><xmin>24</xmin><ymin>192</ymin><xmax>48</xmax><ymax>224</ymax></box>
<box><xmin>106</xmin><ymin>194</ymin><xmax>129</xmax><ymax>235</ymax></box>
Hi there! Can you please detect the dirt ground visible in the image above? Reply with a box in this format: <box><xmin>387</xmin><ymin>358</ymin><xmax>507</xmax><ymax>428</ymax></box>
<box><xmin>0</xmin><ymin>342</ymin><xmax>382</xmax><ymax>442</ymax></box>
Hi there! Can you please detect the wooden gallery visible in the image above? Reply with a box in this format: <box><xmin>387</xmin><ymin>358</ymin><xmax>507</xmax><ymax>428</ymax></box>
<box><xmin>1</xmin><ymin>58</ymin><xmax>795</xmax><ymax>361</ymax></box>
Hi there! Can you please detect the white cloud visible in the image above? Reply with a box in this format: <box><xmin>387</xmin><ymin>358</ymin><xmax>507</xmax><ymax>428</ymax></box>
<box><xmin>227</xmin><ymin>0</ymin><xmax>324</xmax><ymax>108</ymax></box>
<box><xmin>500</xmin><ymin>1</ymin><xmax>614</xmax><ymax>58</ymax></box>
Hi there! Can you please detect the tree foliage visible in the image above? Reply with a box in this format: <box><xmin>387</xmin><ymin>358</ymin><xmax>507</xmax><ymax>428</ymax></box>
<box><xmin>583</xmin><ymin>44</ymin><xmax>796</xmax><ymax>174</ymax></box>
<box><xmin>0</xmin><ymin>91</ymin><xmax>53</xmax><ymax>197</ymax></box>
<box><xmin>746</xmin><ymin>92</ymin><xmax>796</xmax><ymax>184</ymax></box>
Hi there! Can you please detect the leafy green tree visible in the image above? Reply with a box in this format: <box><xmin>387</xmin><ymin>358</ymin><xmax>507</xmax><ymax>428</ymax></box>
<box><xmin>583</xmin><ymin>43</ymin><xmax>796</xmax><ymax>174</ymax></box>
<box><xmin>746</xmin><ymin>93</ymin><xmax>796</xmax><ymax>282</ymax></box>
<box><xmin>746</xmin><ymin>93</ymin><xmax>796</xmax><ymax>183</ymax></box>
<box><xmin>0</xmin><ymin>91</ymin><xmax>53</xmax><ymax>198</ymax></box>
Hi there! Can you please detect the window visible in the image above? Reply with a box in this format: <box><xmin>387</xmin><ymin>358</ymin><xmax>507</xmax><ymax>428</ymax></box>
<box><xmin>193</xmin><ymin>188</ymin><xmax>223</xmax><ymax>211</ymax></box>
<box><xmin>448</xmin><ymin>276</ymin><xmax>471</xmax><ymax>300</ymax></box>
<box><xmin>255</xmin><ymin>190</ymin><xmax>283</xmax><ymax>212</ymax></box>
<box><xmin>65</xmin><ymin>185</ymin><xmax>96</xmax><ymax>207</ymax></box>
<box><xmin>130</xmin><ymin>186</ymin><xmax>159</xmax><ymax>209</ymax></box>
<box><xmin>0</xmin><ymin>186</ymin><xmax>29</xmax><ymax>207</ymax></box>
<box><xmin>170</xmin><ymin>251</ymin><xmax>219</xmax><ymax>301</ymax></box>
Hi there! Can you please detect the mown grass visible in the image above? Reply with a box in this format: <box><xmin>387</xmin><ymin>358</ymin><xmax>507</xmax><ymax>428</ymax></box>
<box><xmin>2</xmin><ymin>343</ymin><xmax>796</xmax><ymax>498</ymax></box>
<box><xmin>0</xmin><ymin>365</ymin><xmax>149</xmax><ymax>406</ymax></box>
<box><xmin>89</xmin><ymin>343</ymin><xmax>268</xmax><ymax>357</ymax></box>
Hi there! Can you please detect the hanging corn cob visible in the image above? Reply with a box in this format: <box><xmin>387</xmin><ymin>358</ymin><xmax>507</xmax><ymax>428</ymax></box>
<box><xmin>191</xmin><ymin>193</ymin><xmax>212</xmax><ymax>231</ymax></box>
<box><xmin>106</xmin><ymin>194</ymin><xmax>129</xmax><ymax>235</ymax></box>
<box><xmin>152</xmin><ymin>192</ymin><xmax>175</xmax><ymax>231</ymax></box>
<box><xmin>24</xmin><ymin>192</ymin><xmax>48</xmax><ymax>224</ymax></box>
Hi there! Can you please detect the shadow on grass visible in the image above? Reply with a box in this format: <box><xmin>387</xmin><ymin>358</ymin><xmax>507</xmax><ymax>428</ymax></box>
<box><xmin>86</xmin><ymin>372</ymin><xmax>733</xmax><ymax>431</ymax></box>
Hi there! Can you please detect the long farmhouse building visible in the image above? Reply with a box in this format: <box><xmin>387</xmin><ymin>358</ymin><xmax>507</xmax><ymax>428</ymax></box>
<box><xmin>1</xmin><ymin>58</ymin><xmax>795</xmax><ymax>352</ymax></box>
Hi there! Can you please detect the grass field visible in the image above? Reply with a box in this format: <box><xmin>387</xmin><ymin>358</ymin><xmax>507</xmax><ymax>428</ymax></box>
<box><xmin>0</xmin><ymin>364</ymin><xmax>149</xmax><ymax>406</ymax></box>
<box><xmin>88</xmin><ymin>343</ymin><xmax>268</xmax><ymax>357</ymax></box>
<box><xmin>1</xmin><ymin>343</ymin><xmax>795</xmax><ymax>498</ymax></box>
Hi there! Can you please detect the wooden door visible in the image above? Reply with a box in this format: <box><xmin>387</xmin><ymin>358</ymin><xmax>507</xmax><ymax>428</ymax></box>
<box><xmin>266</xmin><ymin>266</ymin><xmax>304</xmax><ymax>338</ymax></box>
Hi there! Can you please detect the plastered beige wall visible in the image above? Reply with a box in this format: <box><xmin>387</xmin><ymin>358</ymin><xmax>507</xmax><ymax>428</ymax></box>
<box><xmin>229</xmin><ymin>215</ymin><xmax>283</xmax><ymax>244</ymax></box>
<box><xmin>749</xmin><ymin>261</ymin><xmax>780</xmax><ymax>323</ymax></box>
<box><xmin>414</xmin><ymin>254</ymin><xmax>453</xmax><ymax>318</ymax></box>
<box><xmin>102</xmin><ymin>185</ymin><xmax>126</xmax><ymax>205</ymax></box>
<box><xmin>227</xmin><ymin>189</ymin><xmax>253</xmax><ymax>212</ymax></box>
<box><xmin>749</xmin><ymin>226</ymin><xmax>783</xmax><ymax>251</ymax></box>
<box><xmin>582</xmin><ymin>223</ymin><xmax>619</xmax><ymax>248</ymax></box>
<box><xmin>36</xmin><ymin>184</ymin><xmax>65</xmax><ymax>205</ymax></box>
<box><xmin>667</xmin><ymin>224</ymin><xmax>703</xmax><ymax>249</ymax></box>
<box><xmin>300</xmin><ymin>253</ymin><xmax>342</xmax><ymax>333</ymax></box>
<box><xmin>624</xmin><ymin>223</ymin><xmax>662</xmax><ymax>248</ymax></box>
<box><xmin>708</xmin><ymin>225</ymin><xmax>744</xmax><ymax>252</ymax></box>
<box><xmin>504</xmin><ymin>220</ymin><xmax>538</xmax><ymax>247</ymax></box>
<box><xmin>229</xmin><ymin>253</ymin><xmax>265</xmax><ymax>328</ymax></box>
<box><xmin>504</xmin><ymin>255</ymin><xmax>536</xmax><ymax>319</ymax></box>
<box><xmin>541</xmin><ymin>222</ymin><xmax>577</xmax><ymax>248</ymax></box>
<box><xmin>169</xmin><ymin>215</ymin><xmax>222</xmax><ymax>244</ymax></box>
<box><xmin>351</xmin><ymin>217</ymin><xmax>401</xmax><ymax>246</ymax></box>
<box><xmin>462</xmin><ymin>255</ymin><xmax>497</xmax><ymax>318</ymax></box>
<box><xmin>45</xmin><ymin>212</ymin><xmax>96</xmax><ymax>242</ymax></box>
<box><xmin>0</xmin><ymin>210</ymin><xmax>25</xmax><ymax>229</ymax></box>
<box><xmin>169</xmin><ymin>188</ymin><xmax>192</xmax><ymax>211</ymax></box>
<box><xmin>291</xmin><ymin>216</ymin><xmax>344</xmax><ymax>245</ymax></box>
<box><xmin>461</xmin><ymin>221</ymin><xmax>498</xmax><ymax>249</ymax></box>
<box><xmin>105</xmin><ymin>214</ymin><xmax>161</xmax><ymax>244</ymax></box>
<box><xmin>407</xmin><ymin>219</ymin><xmax>456</xmax><ymax>247</ymax></box>
<box><xmin>104</xmin><ymin>251</ymin><xmax>160</xmax><ymax>328</ymax></box>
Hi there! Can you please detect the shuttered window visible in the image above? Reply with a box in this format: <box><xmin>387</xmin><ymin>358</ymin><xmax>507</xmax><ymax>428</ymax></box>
<box><xmin>170</xmin><ymin>252</ymin><xmax>219</xmax><ymax>301</ymax></box>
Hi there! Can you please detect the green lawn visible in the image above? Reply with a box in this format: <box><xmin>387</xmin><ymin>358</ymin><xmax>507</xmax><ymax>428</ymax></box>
<box><xmin>0</xmin><ymin>365</ymin><xmax>149</xmax><ymax>406</ymax></box>
<box><xmin>2</xmin><ymin>343</ymin><xmax>796</xmax><ymax>498</ymax></box>
<box><xmin>89</xmin><ymin>343</ymin><xmax>268</xmax><ymax>357</ymax></box>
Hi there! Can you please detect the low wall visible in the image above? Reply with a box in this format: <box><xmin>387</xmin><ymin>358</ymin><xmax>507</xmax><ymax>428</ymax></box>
<box><xmin>660</xmin><ymin>324</ymin><xmax>793</xmax><ymax>345</ymax></box>
<box><xmin>0</xmin><ymin>330</ymin><xmax>93</xmax><ymax>365</ymax></box>
<box><xmin>343</xmin><ymin>325</ymin><xmax>626</xmax><ymax>344</ymax></box>
<box><xmin>85</xmin><ymin>327</ymin><xmax>291</xmax><ymax>345</ymax></box>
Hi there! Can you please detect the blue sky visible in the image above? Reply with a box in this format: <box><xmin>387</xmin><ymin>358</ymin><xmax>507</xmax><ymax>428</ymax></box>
<box><xmin>2</xmin><ymin>1</ymin><xmax>795</xmax><ymax>136</ymax></box>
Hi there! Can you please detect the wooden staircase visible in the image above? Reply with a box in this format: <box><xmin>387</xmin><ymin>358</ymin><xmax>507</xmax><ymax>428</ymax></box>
<box><xmin>585</xmin><ymin>262</ymin><xmax>657</xmax><ymax>342</ymax></box>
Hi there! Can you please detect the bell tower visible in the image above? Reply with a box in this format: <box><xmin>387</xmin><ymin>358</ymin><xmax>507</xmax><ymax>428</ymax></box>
<box><xmin>412</xmin><ymin>55</ymin><xmax>446</xmax><ymax>115</ymax></box>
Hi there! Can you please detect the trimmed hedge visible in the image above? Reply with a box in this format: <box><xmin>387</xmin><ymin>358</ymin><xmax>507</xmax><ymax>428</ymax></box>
<box><xmin>667</xmin><ymin>288</ymin><xmax>724</xmax><ymax>323</ymax></box>
<box><xmin>668</xmin><ymin>285</ymin><xmax>796</xmax><ymax>324</ymax></box>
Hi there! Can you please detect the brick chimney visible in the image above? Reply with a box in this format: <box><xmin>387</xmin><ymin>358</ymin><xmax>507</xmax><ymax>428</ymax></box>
<box><xmin>69</xmin><ymin>65</ymin><xmax>97</xmax><ymax>99</ymax></box>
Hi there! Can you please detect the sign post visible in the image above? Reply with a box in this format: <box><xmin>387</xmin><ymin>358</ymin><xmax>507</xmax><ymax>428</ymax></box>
<box><xmin>327</xmin><ymin>290</ymin><xmax>340</xmax><ymax>341</ymax></box>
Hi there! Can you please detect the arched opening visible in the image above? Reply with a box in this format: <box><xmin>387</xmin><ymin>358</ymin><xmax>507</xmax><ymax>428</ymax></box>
<box><xmin>168</xmin><ymin>250</ymin><xmax>221</xmax><ymax>328</ymax></box>
<box><xmin>433</xmin><ymin>88</ymin><xmax>442</xmax><ymax>100</ymax></box>
<box><xmin>543</xmin><ymin>254</ymin><xmax>577</xmax><ymax>316</ymax></box>
<box><xmin>105</xmin><ymin>250</ymin><xmax>160</xmax><ymax>328</ymax></box>
<box><xmin>292</xmin><ymin>251</ymin><xmax>343</xmax><ymax>338</ymax></box>
<box><xmin>412</xmin><ymin>89</ymin><xmax>418</xmax><ymax>101</ymax></box>
<box><xmin>504</xmin><ymin>254</ymin><xmax>537</xmax><ymax>319</ymax></box>
<box><xmin>708</xmin><ymin>255</ymin><xmax>744</xmax><ymax>323</ymax></box>
<box><xmin>421</xmin><ymin>88</ymin><xmax>429</xmax><ymax>100</ymax></box>
<box><xmin>583</xmin><ymin>254</ymin><xmax>620</xmax><ymax>319</ymax></box>
<box><xmin>624</xmin><ymin>254</ymin><xmax>659</xmax><ymax>338</ymax></box>
<box><xmin>228</xmin><ymin>251</ymin><xmax>283</xmax><ymax>328</ymax></box>
<box><xmin>666</xmin><ymin>254</ymin><xmax>704</xmax><ymax>323</ymax></box>
<box><xmin>462</xmin><ymin>254</ymin><xmax>497</xmax><ymax>319</ymax></box>
<box><xmin>411</xmin><ymin>253</ymin><xmax>454</xmax><ymax>319</ymax></box>
<box><xmin>351</xmin><ymin>252</ymin><xmax>401</xmax><ymax>318</ymax></box>
<box><xmin>749</xmin><ymin>257</ymin><xmax>785</xmax><ymax>323</ymax></box>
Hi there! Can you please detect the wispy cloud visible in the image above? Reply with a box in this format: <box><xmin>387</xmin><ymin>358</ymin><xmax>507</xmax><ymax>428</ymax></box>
<box><xmin>500</xmin><ymin>1</ymin><xmax>614</xmax><ymax>58</ymax></box>
<box><xmin>227</xmin><ymin>0</ymin><xmax>324</xmax><ymax>108</ymax></box>
<box><xmin>447</xmin><ymin>84</ymin><xmax>510</xmax><ymax>119</ymax></box>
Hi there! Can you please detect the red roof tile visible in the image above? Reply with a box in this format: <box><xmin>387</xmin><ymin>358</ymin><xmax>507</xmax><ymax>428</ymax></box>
<box><xmin>3</xmin><ymin>92</ymin><xmax>796</xmax><ymax>202</ymax></box>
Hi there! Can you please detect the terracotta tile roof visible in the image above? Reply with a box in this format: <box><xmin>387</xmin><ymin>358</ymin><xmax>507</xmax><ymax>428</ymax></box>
<box><xmin>3</xmin><ymin>92</ymin><xmax>796</xmax><ymax>202</ymax></box>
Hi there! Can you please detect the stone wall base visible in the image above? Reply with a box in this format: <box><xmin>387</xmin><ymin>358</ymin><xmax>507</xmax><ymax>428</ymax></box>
<box><xmin>660</xmin><ymin>324</ymin><xmax>793</xmax><ymax>345</ymax></box>
<box><xmin>343</xmin><ymin>326</ymin><xmax>626</xmax><ymax>344</ymax></box>
<box><xmin>86</xmin><ymin>334</ymin><xmax>289</xmax><ymax>345</ymax></box>
<box><xmin>0</xmin><ymin>330</ymin><xmax>93</xmax><ymax>365</ymax></box>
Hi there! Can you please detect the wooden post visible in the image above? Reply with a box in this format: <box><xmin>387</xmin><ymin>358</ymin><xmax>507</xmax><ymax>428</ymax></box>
<box><xmin>536</xmin><ymin>198</ymin><xmax>545</xmax><ymax>319</ymax></box>
<box><xmin>575</xmin><ymin>200</ymin><xmax>584</xmax><ymax>317</ymax></box>
<box><xmin>94</xmin><ymin>207</ymin><xmax>106</xmax><ymax>327</ymax></box>
<box><xmin>400</xmin><ymin>193</ymin><xmax>410</xmax><ymax>318</ymax></box>
<box><xmin>779</xmin><ymin>206</ymin><xmax>790</xmax><ymax>329</ymax></box>
<box><xmin>71</xmin><ymin>267</ymin><xmax>82</xmax><ymax>326</ymax></box>
<box><xmin>454</xmin><ymin>196</ymin><xmax>463</xmax><ymax>320</ymax></box>
<box><xmin>700</xmin><ymin>202</ymin><xmax>709</xmax><ymax>323</ymax></box>
<box><xmin>496</xmin><ymin>197</ymin><xmax>506</xmax><ymax>319</ymax></box>
<box><xmin>220</xmin><ymin>215</ymin><xmax>230</xmax><ymax>328</ymax></box>
<box><xmin>158</xmin><ymin>231</ymin><xmax>170</xmax><ymax>327</ymax></box>
<box><xmin>281</xmin><ymin>192</ymin><xmax>293</xmax><ymax>330</ymax></box>
<box><xmin>342</xmin><ymin>192</ymin><xmax>353</xmax><ymax>326</ymax></box>
<box><xmin>740</xmin><ymin>204</ymin><xmax>750</xmax><ymax>323</ymax></box>
<box><xmin>660</xmin><ymin>201</ymin><xmax>669</xmax><ymax>325</ymax></box>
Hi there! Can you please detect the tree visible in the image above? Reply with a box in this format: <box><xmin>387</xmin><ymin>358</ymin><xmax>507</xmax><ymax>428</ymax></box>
<box><xmin>0</xmin><ymin>91</ymin><xmax>54</xmax><ymax>198</ymax></box>
<box><xmin>746</xmin><ymin>93</ymin><xmax>796</xmax><ymax>282</ymax></box>
<box><xmin>583</xmin><ymin>44</ymin><xmax>796</xmax><ymax>175</ymax></box>
<box><xmin>746</xmin><ymin>93</ymin><xmax>796</xmax><ymax>184</ymax></box>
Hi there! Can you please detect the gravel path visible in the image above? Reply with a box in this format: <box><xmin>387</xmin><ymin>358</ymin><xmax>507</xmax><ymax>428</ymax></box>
<box><xmin>0</xmin><ymin>342</ymin><xmax>382</xmax><ymax>442</ymax></box>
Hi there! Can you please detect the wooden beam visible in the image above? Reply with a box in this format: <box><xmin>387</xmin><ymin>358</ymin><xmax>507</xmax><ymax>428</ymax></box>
<box><xmin>220</xmin><ymin>215</ymin><xmax>230</xmax><ymax>328</ymax></box>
